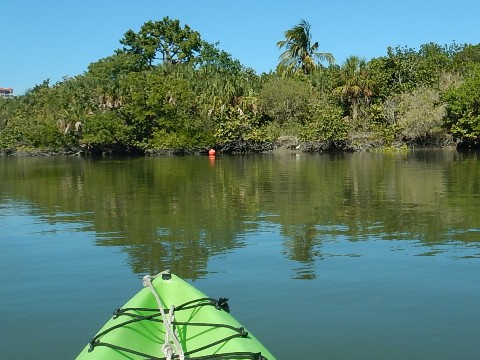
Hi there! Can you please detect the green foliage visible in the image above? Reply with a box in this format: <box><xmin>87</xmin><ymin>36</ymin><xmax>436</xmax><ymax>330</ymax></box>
<box><xmin>451</xmin><ymin>43</ymin><xmax>480</xmax><ymax>73</ymax></box>
<box><xmin>150</xmin><ymin>127</ymin><xmax>213</xmax><ymax>150</ymax></box>
<box><xmin>86</xmin><ymin>52</ymin><xmax>143</xmax><ymax>111</ymax></box>
<box><xmin>120</xmin><ymin>17</ymin><xmax>202</xmax><ymax>68</ymax></box>
<box><xmin>333</xmin><ymin>56</ymin><xmax>374</xmax><ymax>120</ymax></box>
<box><xmin>88</xmin><ymin>52</ymin><xmax>143</xmax><ymax>79</ymax></box>
<box><xmin>300</xmin><ymin>99</ymin><xmax>347</xmax><ymax>142</ymax></box>
<box><xmin>3</xmin><ymin>18</ymin><xmax>480</xmax><ymax>154</ymax></box>
<box><xmin>277</xmin><ymin>19</ymin><xmax>334</xmax><ymax>77</ymax></box>
<box><xmin>370</xmin><ymin>121</ymin><xmax>400</xmax><ymax>146</ymax></box>
<box><xmin>0</xmin><ymin>80</ymin><xmax>82</xmax><ymax>151</ymax></box>
<box><xmin>259</xmin><ymin>77</ymin><xmax>313</xmax><ymax>124</ymax></box>
<box><xmin>443</xmin><ymin>66</ymin><xmax>480</xmax><ymax>140</ymax></box>
<box><xmin>309</xmin><ymin>65</ymin><xmax>340</xmax><ymax>93</ymax></box>
<box><xmin>213</xmin><ymin>107</ymin><xmax>252</xmax><ymax>143</ymax></box>
<box><xmin>368</xmin><ymin>43</ymin><xmax>455</xmax><ymax>98</ymax></box>
<box><xmin>0</xmin><ymin>114</ymin><xmax>76</xmax><ymax>150</ymax></box>
<box><xmin>261</xmin><ymin>119</ymin><xmax>303</xmax><ymax>140</ymax></box>
<box><xmin>0</xmin><ymin>98</ymin><xmax>19</xmax><ymax>131</ymax></box>
<box><xmin>55</xmin><ymin>76</ymin><xmax>96</xmax><ymax>121</ymax></box>
<box><xmin>119</xmin><ymin>69</ymin><xmax>203</xmax><ymax>148</ymax></box>
<box><xmin>197</xmin><ymin>41</ymin><xmax>244</xmax><ymax>74</ymax></box>
<box><xmin>384</xmin><ymin>45</ymin><xmax>430</xmax><ymax>93</ymax></box>
<box><xmin>30</xmin><ymin>117</ymin><xmax>72</xmax><ymax>149</ymax></box>
<box><xmin>81</xmin><ymin>111</ymin><xmax>130</xmax><ymax>150</ymax></box>
<box><xmin>213</xmin><ymin>106</ymin><xmax>272</xmax><ymax>145</ymax></box>
<box><xmin>366</xmin><ymin>87</ymin><xmax>447</xmax><ymax>145</ymax></box>
<box><xmin>395</xmin><ymin>87</ymin><xmax>446</xmax><ymax>142</ymax></box>
<box><xmin>0</xmin><ymin>116</ymin><xmax>28</xmax><ymax>149</ymax></box>
<box><xmin>149</xmin><ymin>129</ymin><xmax>191</xmax><ymax>149</ymax></box>
<box><xmin>416</xmin><ymin>42</ymin><xmax>453</xmax><ymax>85</ymax></box>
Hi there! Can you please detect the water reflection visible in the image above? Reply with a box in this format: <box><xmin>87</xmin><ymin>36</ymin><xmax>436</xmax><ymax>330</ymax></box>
<box><xmin>1</xmin><ymin>150</ymin><xmax>479</xmax><ymax>280</ymax></box>
<box><xmin>282</xmin><ymin>223</ymin><xmax>322</xmax><ymax>279</ymax></box>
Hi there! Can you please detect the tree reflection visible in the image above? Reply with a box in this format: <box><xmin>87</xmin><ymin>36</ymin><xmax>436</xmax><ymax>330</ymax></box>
<box><xmin>1</xmin><ymin>150</ymin><xmax>479</xmax><ymax>280</ymax></box>
<box><xmin>282</xmin><ymin>223</ymin><xmax>321</xmax><ymax>279</ymax></box>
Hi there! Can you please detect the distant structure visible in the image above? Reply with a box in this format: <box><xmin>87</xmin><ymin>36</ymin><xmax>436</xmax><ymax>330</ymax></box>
<box><xmin>0</xmin><ymin>88</ymin><xmax>14</xmax><ymax>99</ymax></box>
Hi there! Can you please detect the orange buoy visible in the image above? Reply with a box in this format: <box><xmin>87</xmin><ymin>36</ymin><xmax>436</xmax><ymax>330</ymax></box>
<box><xmin>208</xmin><ymin>149</ymin><xmax>216</xmax><ymax>156</ymax></box>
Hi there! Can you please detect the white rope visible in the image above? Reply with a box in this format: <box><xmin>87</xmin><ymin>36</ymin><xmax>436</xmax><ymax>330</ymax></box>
<box><xmin>143</xmin><ymin>271</ymin><xmax>185</xmax><ymax>360</ymax></box>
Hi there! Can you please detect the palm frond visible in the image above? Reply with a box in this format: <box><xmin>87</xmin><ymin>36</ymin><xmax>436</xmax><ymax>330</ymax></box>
<box><xmin>276</xmin><ymin>19</ymin><xmax>334</xmax><ymax>76</ymax></box>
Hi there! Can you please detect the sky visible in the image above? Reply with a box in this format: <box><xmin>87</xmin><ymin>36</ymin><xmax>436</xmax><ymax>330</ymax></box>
<box><xmin>2</xmin><ymin>0</ymin><xmax>479</xmax><ymax>95</ymax></box>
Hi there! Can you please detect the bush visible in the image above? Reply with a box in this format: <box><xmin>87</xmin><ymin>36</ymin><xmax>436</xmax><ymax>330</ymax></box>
<box><xmin>300</xmin><ymin>100</ymin><xmax>347</xmax><ymax>142</ymax></box>
<box><xmin>259</xmin><ymin>77</ymin><xmax>313</xmax><ymax>124</ymax></box>
<box><xmin>443</xmin><ymin>66</ymin><xmax>480</xmax><ymax>141</ymax></box>
<box><xmin>0</xmin><ymin>115</ymin><xmax>75</xmax><ymax>151</ymax></box>
<box><xmin>81</xmin><ymin>111</ymin><xmax>130</xmax><ymax>150</ymax></box>
<box><xmin>396</xmin><ymin>87</ymin><xmax>446</xmax><ymax>141</ymax></box>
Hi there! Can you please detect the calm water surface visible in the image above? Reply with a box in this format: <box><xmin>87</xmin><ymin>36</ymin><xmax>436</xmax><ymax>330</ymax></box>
<box><xmin>1</xmin><ymin>151</ymin><xmax>479</xmax><ymax>359</ymax></box>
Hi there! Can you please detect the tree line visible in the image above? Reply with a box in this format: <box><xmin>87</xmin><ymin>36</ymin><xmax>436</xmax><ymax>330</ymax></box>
<box><xmin>1</xmin><ymin>17</ymin><xmax>480</xmax><ymax>155</ymax></box>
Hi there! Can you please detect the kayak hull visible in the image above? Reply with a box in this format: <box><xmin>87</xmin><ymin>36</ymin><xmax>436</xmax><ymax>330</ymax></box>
<box><xmin>76</xmin><ymin>272</ymin><xmax>275</xmax><ymax>359</ymax></box>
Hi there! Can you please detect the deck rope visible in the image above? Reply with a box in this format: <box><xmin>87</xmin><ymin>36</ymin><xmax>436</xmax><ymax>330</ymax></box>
<box><xmin>143</xmin><ymin>272</ymin><xmax>185</xmax><ymax>360</ymax></box>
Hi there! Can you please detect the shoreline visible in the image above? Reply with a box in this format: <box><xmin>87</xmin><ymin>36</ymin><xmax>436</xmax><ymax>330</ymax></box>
<box><xmin>0</xmin><ymin>141</ymin><xmax>467</xmax><ymax>158</ymax></box>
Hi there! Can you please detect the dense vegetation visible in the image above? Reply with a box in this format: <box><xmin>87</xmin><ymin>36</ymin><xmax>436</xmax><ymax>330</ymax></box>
<box><xmin>1</xmin><ymin>17</ymin><xmax>480</xmax><ymax>155</ymax></box>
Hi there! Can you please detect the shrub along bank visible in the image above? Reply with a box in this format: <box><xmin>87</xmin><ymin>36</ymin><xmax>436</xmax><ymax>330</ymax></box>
<box><xmin>2</xmin><ymin>18</ymin><xmax>480</xmax><ymax>156</ymax></box>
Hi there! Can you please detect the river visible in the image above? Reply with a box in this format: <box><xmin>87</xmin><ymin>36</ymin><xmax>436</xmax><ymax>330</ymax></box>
<box><xmin>1</xmin><ymin>150</ymin><xmax>479</xmax><ymax>359</ymax></box>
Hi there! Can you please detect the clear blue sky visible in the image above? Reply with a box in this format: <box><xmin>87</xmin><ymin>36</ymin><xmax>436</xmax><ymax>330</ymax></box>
<box><xmin>2</xmin><ymin>0</ymin><xmax>479</xmax><ymax>94</ymax></box>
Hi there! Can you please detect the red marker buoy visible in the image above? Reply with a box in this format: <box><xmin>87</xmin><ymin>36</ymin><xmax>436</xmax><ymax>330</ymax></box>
<box><xmin>208</xmin><ymin>149</ymin><xmax>216</xmax><ymax>156</ymax></box>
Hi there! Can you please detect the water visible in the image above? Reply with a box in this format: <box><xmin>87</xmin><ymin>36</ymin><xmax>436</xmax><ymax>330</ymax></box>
<box><xmin>1</xmin><ymin>151</ymin><xmax>479</xmax><ymax>359</ymax></box>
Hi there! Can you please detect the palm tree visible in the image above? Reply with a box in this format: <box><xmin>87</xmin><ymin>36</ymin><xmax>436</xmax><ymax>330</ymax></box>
<box><xmin>277</xmin><ymin>19</ymin><xmax>334</xmax><ymax>77</ymax></box>
<box><xmin>333</xmin><ymin>55</ymin><xmax>373</xmax><ymax>121</ymax></box>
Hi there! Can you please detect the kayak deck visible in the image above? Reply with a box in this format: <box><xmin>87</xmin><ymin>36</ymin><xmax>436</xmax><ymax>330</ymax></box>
<box><xmin>76</xmin><ymin>271</ymin><xmax>275</xmax><ymax>360</ymax></box>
